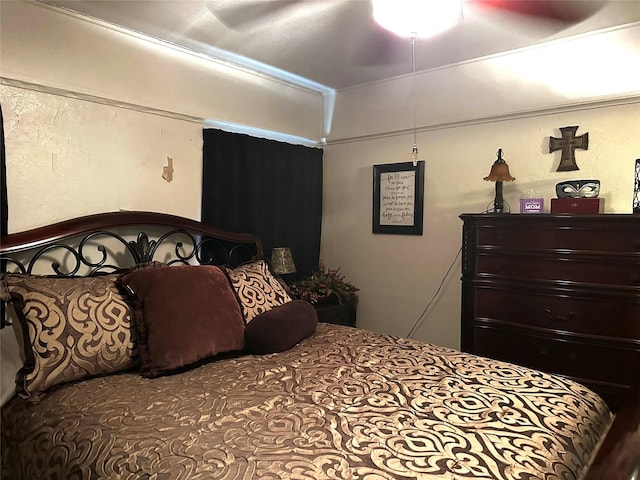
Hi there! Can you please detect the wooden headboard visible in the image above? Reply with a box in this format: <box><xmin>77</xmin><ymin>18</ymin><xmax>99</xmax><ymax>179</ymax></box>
<box><xmin>0</xmin><ymin>211</ymin><xmax>263</xmax><ymax>326</ymax></box>
<box><xmin>0</xmin><ymin>211</ymin><xmax>263</xmax><ymax>276</ymax></box>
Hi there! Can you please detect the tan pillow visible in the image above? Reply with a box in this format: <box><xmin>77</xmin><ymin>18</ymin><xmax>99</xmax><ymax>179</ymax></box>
<box><xmin>224</xmin><ymin>259</ymin><xmax>292</xmax><ymax>323</ymax></box>
<box><xmin>0</xmin><ymin>273</ymin><xmax>139</xmax><ymax>401</ymax></box>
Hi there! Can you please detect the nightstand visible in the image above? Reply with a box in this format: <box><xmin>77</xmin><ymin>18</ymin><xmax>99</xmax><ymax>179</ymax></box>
<box><xmin>313</xmin><ymin>298</ymin><xmax>357</xmax><ymax>327</ymax></box>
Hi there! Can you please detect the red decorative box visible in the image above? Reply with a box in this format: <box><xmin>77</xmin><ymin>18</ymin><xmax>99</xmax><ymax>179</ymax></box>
<box><xmin>550</xmin><ymin>198</ymin><xmax>604</xmax><ymax>214</ymax></box>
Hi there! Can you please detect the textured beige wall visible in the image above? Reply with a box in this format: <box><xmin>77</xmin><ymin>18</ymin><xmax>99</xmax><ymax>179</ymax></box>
<box><xmin>321</xmin><ymin>102</ymin><xmax>640</xmax><ymax>349</ymax></box>
<box><xmin>0</xmin><ymin>1</ymin><xmax>325</xmax><ymax>233</ymax></box>
<box><xmin>1</xmin><ymin>85</ymin><xmax>203</xmax><ymax>232</ymax></box>
<box><xmin>330</xmin><ymin>25</ymin><xmax>640</xmax><ymax>141</ymax></box>
<box><xmin>321</xmin><ymin>22</ymin><xmax>640</xmax><ymax>350</ymax></box>
<box><xmin>0</xmin><ymin>1</ymin><xmax>324</xmax><ymax>142</ymax></box>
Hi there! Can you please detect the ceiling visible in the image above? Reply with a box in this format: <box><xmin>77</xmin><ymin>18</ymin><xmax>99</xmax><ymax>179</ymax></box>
<box><xmin>40</xmin><ymin>0</ymin><xmax>640</xmax><ymax>91</ymax></box>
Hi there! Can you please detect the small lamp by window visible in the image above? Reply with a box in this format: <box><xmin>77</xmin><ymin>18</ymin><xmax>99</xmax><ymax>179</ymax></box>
<box><xmin>484</xmin><ymin>149</ymin><xmax>515</xmax><ymax>213</ymax></box>
<box><xmin>270</xmin><ymin>247</ymin><xmax>297</xmax><ymax>275</ymax></box>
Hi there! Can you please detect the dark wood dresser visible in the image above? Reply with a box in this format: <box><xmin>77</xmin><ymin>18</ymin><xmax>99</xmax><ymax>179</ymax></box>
<box><xmin>460</xmin><ymin>213</ymin><xmax>640</xmax><ymax>411</ymax></box>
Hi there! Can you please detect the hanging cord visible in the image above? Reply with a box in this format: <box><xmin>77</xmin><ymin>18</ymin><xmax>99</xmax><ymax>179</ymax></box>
<box><xmin>482</xmin><ymin>200</ymin><xmax>511</xmax><ymax>214</ymax></box>
<box><xmin>406</xmin><ymin>246</ymin><xmax>462</xmax><ymax>338</ymax></box>
<box><xmin>410</xmin><ymin>33</ymin><xmax>418</xmax><ymax>165</ymax></box>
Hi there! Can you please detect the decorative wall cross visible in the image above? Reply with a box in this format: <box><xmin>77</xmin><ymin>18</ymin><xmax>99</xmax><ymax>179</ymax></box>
<box><xmin>549</xmin><ymin>126</ymin><xmax>589</xmax><ymax>171</ymax></box>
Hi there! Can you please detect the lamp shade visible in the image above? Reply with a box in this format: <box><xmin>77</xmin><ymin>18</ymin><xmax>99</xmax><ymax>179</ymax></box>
<box><xmin>484</xmin><ymin>149</ymin><xmax>515</xmax><ymax>182</ymax></box>
<box><xmin>483</xmin><ymin>149</ymin><xmax>516</xmax><ymax>214</ymax></box>
<box><xmin>270</xmin><ymin>247</ymin><xmax>297</xmax><ymax>275</ymax></box>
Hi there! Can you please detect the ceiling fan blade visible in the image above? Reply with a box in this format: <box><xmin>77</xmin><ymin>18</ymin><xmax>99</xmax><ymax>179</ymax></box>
<box><xmin>468</xmin><ymin>0</ymin><xmax>603</xmax><ymax>24</ymax></box>
<box><xmin>207</xmin><ymin>0</ymin><xmax>300</xmax><ymax>31</ymax></box>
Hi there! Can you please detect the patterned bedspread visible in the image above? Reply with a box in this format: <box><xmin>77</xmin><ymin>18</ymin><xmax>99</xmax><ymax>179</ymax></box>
<box><xmin>1</xmin><ymin>324</ymin><xmax>612</xmax><ymax>480</ymax></box>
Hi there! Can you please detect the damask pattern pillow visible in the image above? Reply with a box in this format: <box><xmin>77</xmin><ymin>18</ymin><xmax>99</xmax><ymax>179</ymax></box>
<box><xmin>0</xmin><ymin>273</ymin><xmax>140</xmax><ymax>401</ymax></box>
<box><xmin>224</xmin><ymin>259</ymin><xmax>292</xmax><ymax>323</ymax></box>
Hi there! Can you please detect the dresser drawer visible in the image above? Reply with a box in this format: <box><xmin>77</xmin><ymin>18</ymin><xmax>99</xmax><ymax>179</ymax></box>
<box><xmin>473</xmin><ymin>325</ymin><xmax>640</xmax><ymax>387</ymax></box>
<box><xmin>474</xmin><ymin>286</ymin><xmax>640</xmax><ymax>339</ymax></box>
<box><xmin>476</xmin><ymin>254</ymin><xmax>640</xmax><ymax>286</ymax></box>
<box><xmin>476</xmin><ymin>224</ymin><xmax>640</xmax><ymax>253</ymax></box>
<box><xmin>461</xmin><ymin>214</ymin><xmax>640</xmax><ymax>412</ymax></box>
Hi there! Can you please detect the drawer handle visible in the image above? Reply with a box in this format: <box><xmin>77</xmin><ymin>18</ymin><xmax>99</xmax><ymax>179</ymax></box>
<box><xmin>544</xmin><ymin>308</ymin><xmax>575</xmax><ymax>322</ymax></box>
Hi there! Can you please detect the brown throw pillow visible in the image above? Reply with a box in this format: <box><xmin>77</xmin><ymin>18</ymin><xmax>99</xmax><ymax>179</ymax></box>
<box><xmin>118</xmin><ymin>265</ymin><xmax>245</xmax><ymax>377</ymax></box>
<box><xmin>244</xmin><ymin>300</ymin><xmax>317</xmax><ymax>354</ymax></box>
<box><xmin>224</xmin><ymin>259</ymin><xmax>292</xmax><ymax>323</ymax></box>
<box><xmin>0</xmin><ymin>273</ymin><xmax>140</xmax><ymax>401</ymax></box>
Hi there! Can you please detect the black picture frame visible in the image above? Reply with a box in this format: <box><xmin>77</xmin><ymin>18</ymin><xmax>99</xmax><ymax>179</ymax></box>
<box><xmin>372</xmin><ymin>161</ymin><xmax>424</xmax><ymax>235</ymax></box>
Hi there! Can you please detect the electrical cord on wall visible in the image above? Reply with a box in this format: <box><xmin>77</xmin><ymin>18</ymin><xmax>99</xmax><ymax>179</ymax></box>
<box><xmin>482</xmin><ymin>200</ymin><xmax>511</xmax><ymax>214</ymax></box>
<box><xmin>406</xmin><ymin>200</ymin><xmax>508</xmax><ymax>339</ymax></box>
<box><xmin>406</xmin><ymin>246</ymin><xmax>462</xmax><ymax>339</ymax></box>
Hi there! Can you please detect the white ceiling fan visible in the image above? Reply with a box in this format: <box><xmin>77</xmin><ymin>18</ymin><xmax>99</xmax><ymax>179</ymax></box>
<box><xmin>207</xmin><ymin>0</ymin><xmax>604</xmax><ymax>66</ymax></box>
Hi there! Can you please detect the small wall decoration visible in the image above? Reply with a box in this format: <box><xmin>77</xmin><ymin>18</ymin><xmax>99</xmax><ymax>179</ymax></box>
<box><xmin>162</xmin><ymin>156</ymin><xmax>174</xmax><ymax>183</ymax></box>
<box><xmin>372</xmin><ymin>161</ymin><xmax>424</xmax><ymax>235</ymax></box>
<box><xmin>549</xmin><ymin>126</ymin><xmax>589</xmax><ymax>171</ymax></box>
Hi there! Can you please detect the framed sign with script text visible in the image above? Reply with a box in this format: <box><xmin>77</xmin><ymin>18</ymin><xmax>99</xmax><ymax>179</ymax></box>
<box><xmin>372</xmin><ymin>161</ymin><xmax>424</xmax><ymax>235</ymax></box>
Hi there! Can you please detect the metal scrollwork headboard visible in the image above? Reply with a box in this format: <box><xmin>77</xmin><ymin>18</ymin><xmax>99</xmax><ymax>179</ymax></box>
<box><xmin>0</xmin><ymin>211</ymin><xmax>264</xmax><ymax>326</ymax></box>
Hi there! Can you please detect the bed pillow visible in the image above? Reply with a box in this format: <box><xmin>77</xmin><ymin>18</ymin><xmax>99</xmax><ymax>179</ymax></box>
<box><xmin>118</xmin><ymin>265</ymin><xmax>245</xmax><ymax>378</ymax></box>
<box><xmin>0</xmin><ymin>272</ymin><xmax>141</xmax><ymax>401</ymax></box>
<box><xmin>224</xmin><ymin>259</ymin><xmax>292</xmax><ymax>323</ymax></box>
<box><xmin>244</xmin><ymin>300</ymin><xmax>317</xmax><ymax>354</ymax></box>
<box><xmin>0</xmin><ymin>315</ymin><xmax>24</xmax><ymax>406</ymax></box>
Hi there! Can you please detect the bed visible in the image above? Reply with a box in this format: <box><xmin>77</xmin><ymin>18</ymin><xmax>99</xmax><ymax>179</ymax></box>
<box><xmin>0</xmin><ymin>211</ymin><xmax>638</xmax><ymax>480</ymax></box>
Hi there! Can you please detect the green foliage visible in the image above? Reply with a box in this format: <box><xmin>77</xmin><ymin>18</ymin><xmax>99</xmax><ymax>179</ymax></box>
<box><xmin>290</xmin><ymin>261</ymin><xmax>358</xmax><ymax>305</ymax></box>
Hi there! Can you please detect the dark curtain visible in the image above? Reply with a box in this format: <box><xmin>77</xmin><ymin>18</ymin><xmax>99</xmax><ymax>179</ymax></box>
<box><xmin>201</xmin><ymin>129</ymin><xmax>323</xmax><ymax>279</ymax></box>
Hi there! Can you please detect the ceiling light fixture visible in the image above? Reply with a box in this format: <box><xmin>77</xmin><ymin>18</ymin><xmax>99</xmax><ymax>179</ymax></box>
<box><xmin>372</xmin><ymin>0</ymin><xmax>464</xmax><ymax>38</ymax></box>
<box><xmin>372</xmin><ymin>1</ymin><xmax>463</xmax><ymax>165</ymax></box>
